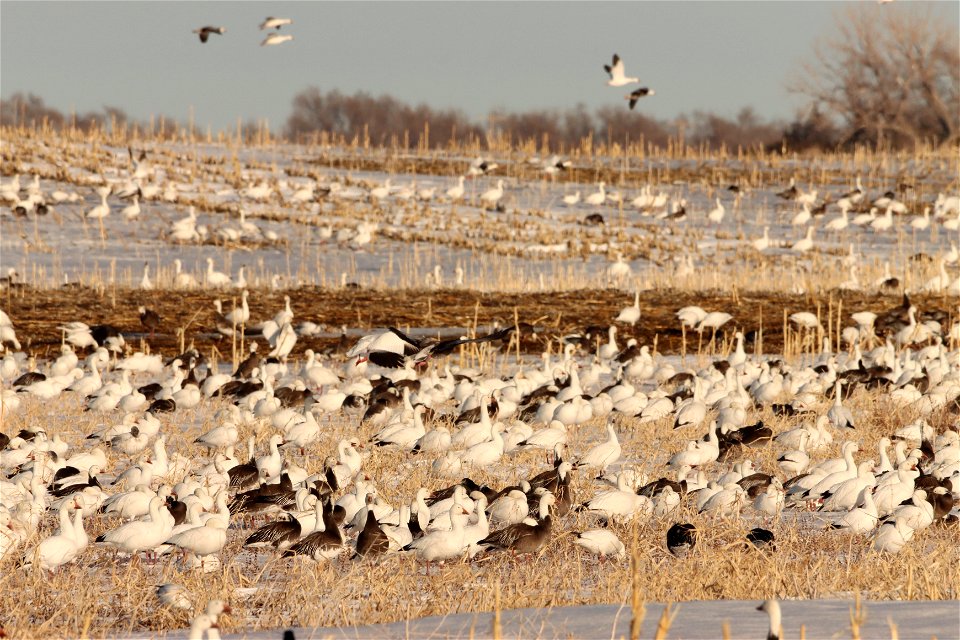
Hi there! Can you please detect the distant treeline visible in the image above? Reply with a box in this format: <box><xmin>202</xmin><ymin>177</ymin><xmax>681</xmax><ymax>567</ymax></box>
<box><xmin>284</xmin><ymin>86</ymin><xmax>841</xmax><ymax>153</ymax></box>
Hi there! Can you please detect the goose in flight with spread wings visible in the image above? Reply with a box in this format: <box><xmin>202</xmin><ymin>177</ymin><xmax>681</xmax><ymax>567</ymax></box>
<box><xmin>604</xmin><ymin>53</ymin><xmax>639</xmax><ymax>87</ymax></box>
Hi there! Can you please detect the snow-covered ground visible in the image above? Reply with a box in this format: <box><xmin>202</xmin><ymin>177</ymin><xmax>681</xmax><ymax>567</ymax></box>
<box><xmin>142</xmin><ymin>600</ymin><xmax>960</xmax><ymax>639</ymax></box>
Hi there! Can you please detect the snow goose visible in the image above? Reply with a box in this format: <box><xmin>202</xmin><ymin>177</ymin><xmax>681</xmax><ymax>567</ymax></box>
<box><xmin>830</xmin><ymin>486</ymin><xmax>879</xmax><ymax>534</ymax></box>
<box><xmin>790</xmin><ymin>226</ymin><xmax>815</xmax><ymax>253</ymax></box>
<box><xmin>604</xmin><ymin>54</ymin><xmax>639</xmax><ymax>86</ymax></box>
<box><xmin>193</xmin><ymin>26</ymin><xmax>226</xmax><ymax>43</ymax></box>
<box><xmin>825</xmin><ymin>208</ymin><xmax>849</xmax><ymax>232</ymax></box>
<box><xmin>585</xmin><ymin>182</ymin><xmax>606</xmax><ymax>206</ymax></box>
<box><xmin>563</xmin><ymin>191</ymin><xmax>581</xmax><ymax>206</ymax></box>
<box><xmin>205</xmin><ymin>259</ymin><xmax>232</xmax><ymax>288</ymax></box>
<box><xmin>707</xmin><ymin>198</ymin><xmax>725</xmax><ymax>224</ymax></box>
<box><xmin>404</xmin><ymin>504</ymin><xmax>469</xmax><ymax>566</ymax></box>
<box><xmin>164</xmin><ymin>519</ymin><xmax>227</xmax><ymax>566</ymax></box>
<box><xmin>872</xmin><ymin>516</ymin><xmax>914</xmax><ymax>553</ymax></box>
<box><xmin>412</xmin><ymin>423</ymin><xmax>451</xmax><ymax>454</ymax></box>
<box><xmin>260</xmin><ymin>16</ymin><xmax>292</xmax><ymax>29</ymax></box>
<box><xmin>870</xmin><ymin>206</ymin><xmax>894</xmax><ymax>232</ymax></box>
<box><xmin>751</xmin><ymin>226</ymin><xmax>771</xmax><ymax>252</ymax></box>
<box><xmin>668</xmin><ymin>422</ymin><xmax>719</xmax><ymax>468</ymax></box>
<box><xmin>22</xmin><ymin>503</ymin><xmax>81</xmax><ymax>571</ymax></box>
<box><xmin>573</xmin><ymin>528</ymin><xmax>625</xmax><ymax>558</ymax></box>
<box><xmin>581</xmin><ymin>473</ymin><xmax>651</xmax><ymax>521</ymax></box>
<box><xmin>95</xmin><ymin>495</ymin><xmax>174</xmax><ymax>556</ymax></box>
<box><xmin>156</xmin><ymin>583</ymin><xmax>193</xmax><ymax>611</ymax></box>
<box><xmin>480</xmin><ymin>180</ymin><xmax>504</xmax><ymax>208</ymax></box>
<box><xmin>615</xmin><ymin>292</ymin><xmax>641</xmax><ymax>326</ymax></box>
<box><xmin>85</xmin><ymin>191</ymin><xmax>110</xmax><ymax>220</ymax></box>
<box><xmin>576</xmin><ymin>424</ymin><xmax>621</xmax><ymax>472</ymax></box>
<box><xmin>699</xmin><ymin>484</ymin><xmax>746</xmax><ymax>517</ymax></box>
<box><xmin>757</xmin><ymin>600</ymin><xmax>782</xmax><ymax>640</ymax></box>
<box><xmin>245</xmin><ymin>490</ymin><xmax>314</xmax><ymax>550</ymax></box>
<box><xmin>262</xmin><ymin>33</ymin><xmax>294</xmax><ymax>46</ymax></box>
<box><xmin>517</xmin><ymin>420</ymin><xmax>567</xmax><ymax>452</ymax></box>
<box><xmin>462</xmin><ymin>494</ymin><xmax>490</xmax><ymax>555</ymax></box>
<box><xmin>776</xmin><ymin>431</ymin><xmax>810</xmax><ymax>476</ymax></box>
<box><xmin>873</xmin><ymin>463</ymin><xmax>917</xmax><ymax>516</ymax></box>
<box><xmin>625</xmin><ymin>87</ymin><xmax>655</xmax><ymax>109</ymax></box>
<box><xmin>487</xmin><ymin>488</ymin><xmax>529</xmax><ymax>525</ymax></box>
<box><xmin>827</xmin><ymin>381</ymin><xmax>855</xmax><ymax>429</ymax></box>
<box><xmin>890</xmin><ymin>489</ymin><xmax>934</xmax><ymax>530</ymax></box>
<box><xmin>819</xmin><ymin>461</ymin><xmax>876</xmax><ymax>511</ymax></box>
<box><xmin>446</xmin><ymin>176</ymin><xmax>466</xmax><ymax>201</ymax></box>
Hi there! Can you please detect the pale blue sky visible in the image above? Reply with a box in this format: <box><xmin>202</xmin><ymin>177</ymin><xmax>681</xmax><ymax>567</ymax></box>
<box><xmin>2</xmin><ymin>2</ymin><xmax>957</xmax><ymax>131</ymax></box>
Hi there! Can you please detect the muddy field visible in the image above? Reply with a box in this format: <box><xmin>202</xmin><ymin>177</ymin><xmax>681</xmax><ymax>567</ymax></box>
<box><xmin>4</xmin><ymin>284</ymin><xmax>956</xmax><ymax>364</ymax></box>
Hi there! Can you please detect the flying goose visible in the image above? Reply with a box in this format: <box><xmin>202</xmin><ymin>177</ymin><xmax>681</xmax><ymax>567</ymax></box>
<box><xmin>260</xmin><ymin>17</ymin><xmax>293</xmax><ymax>30</ymax></box>
<box><xmin>604</xmin><ymin>54</ymin><xmax>639</xmax><ymax>87</ymax></box>
<box><xmin>193</xmin><ymin>26</ymin><xmax>226</xmax><ymax>43</ymax></box>
<box><xmin>626</xmin><ymin>87</ymin><xmax>655</xmax><ymax>109</ymax></box>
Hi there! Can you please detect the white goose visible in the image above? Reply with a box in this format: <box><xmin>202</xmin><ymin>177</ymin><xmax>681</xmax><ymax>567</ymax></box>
<box><xmin>95</xmin><ymin>496</ymin><xmax>174</xmax><ymax>555</ymax></box>
<box><xmin>480</xmin><ymin>180</ymin><xmax>504</xmax><ymax>208</ymax></box>
<box><xmin>572</xmin><ymin>529</ymin><xmax>625</xmax><ymax>559</ymax></box>
<box><xmin>576</xmin><ymin>424</ymin><xmax>621</xmax><ymax>472</ymax></box>
<box><xmin>404</xmin><ymin>504</ymin><xmax>469</xmax><ymax>565</ymax></box>
<box><xmin>615</xmin><ymin>292</ymin><xmax>641</xmax><ymax>326</ymax></box>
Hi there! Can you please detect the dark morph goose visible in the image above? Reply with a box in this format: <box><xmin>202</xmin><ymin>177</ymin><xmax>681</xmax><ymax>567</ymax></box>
<box><xmin>625</xmin><ymin>87</ymin><xmax>655</xmax><ymax>110</ymax></box>
<box><xmin>193</xmin><ymin>26</ymin><xmax>226</xmax><ymax>43</ymax></box>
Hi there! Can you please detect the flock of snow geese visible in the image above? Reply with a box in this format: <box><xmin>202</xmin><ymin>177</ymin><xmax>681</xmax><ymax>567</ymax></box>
<box><xmin>0</xmin><ymin>268</ymin><xmax>958</xmax><ymax>630</ymax></box>
<box><xmin>194</xmin><ymin>16</ymin><xmax>295</xmax><ymax>47</ymax></box>
<box><xmin>3</xmin><ymin>142</ymin><xmax>958</xmax><ymax>297</ymax></box>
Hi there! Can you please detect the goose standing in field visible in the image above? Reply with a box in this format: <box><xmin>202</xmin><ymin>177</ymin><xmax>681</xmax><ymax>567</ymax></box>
<box><xmin>22</xmin><ymin>503</ymin><xmax>82</xmax><ymax>572</ymax></box>
<box><xmin>825</xmin><ymin>208</ymin><xmax>849</xmax><ymax>232</ymax></box>
<box><xmin>403</xmin><ymin>504</ymin><xmax>469</xmax><ymax>568</ymax></box>
<box><xmin>193</xmin><ymin>26</ymin><xmax>226</xmax><ymax>43</ymax></box>
<box><xmin>827</xmin><ymin>381</ymin><xmax>855</xmax><ymax>430</ymax></box>
<box><xmin>205</xmin><ymin>258</ymin><xmax>232</xmax><ymax>288</ymax></box>
<box><xmin>870</xmin><ymin>206</ymin><xmax>894</xmax><ymax>232</ymax></box>
<box><xmin>480</xmin><ymin>180</ymin><xmax>504</xmax><ymax>208</ymax></box>
<box><xmin>95</xmin><ymin>495</ymin><xmax>174</xmax><ymax>557</ymax></box>
<box><xmin>172</xmin><ymin>259</ymin><xmax>198</xmax><ymax>289</ymax></box>
<box><xmin>563</xmin><ymin>191</ymin><xmax>581</xmax><ymax>206</ymax></box>
<box><xmin>615</xmin><ymin>292</ymin><xmax>641</xmax><ymax>326</ymax></box>
<box><xmin>163</xmin><ymin>519</ymin><xmax>227</xmax><ymax>568</ymax></box>
<box><xmin>446</xmin><ymin>176</ymin><xmax>466</xmax><ymax>201</ymax></box>
<box><xmin>751</xmin><ymin>226</ymin><xmax>771</xmax><ymax>252</ymax></box>
<box><xmin>479</xmin><ymin>492</ymin><xmax>554</xmax><ymax>554</ymax></box>
<box><xmin>121</xmin><ymin>194</ymin><xmax>141</xmax><ymax>221</ymax></box>
<box><xmin>791</xmin><ymin>226</ymin><xmax>815</xmax><ymax>253</ymax></box>
<box><xmin>585</xmin><ymin>182</ymin><xmax>607</xmax><ymax>207</ymax></box>
<box><xmin>85</xmin><ymin>191</ymin><xmax>110</xmax><ymax>220</ymax></box>
<box><xmin>707</xmin><ymin>198</ymin><xmax>725</xmax><ymax>224</ymax></box>
<box><xmin>776</xmin><ymin>178</ymin><xmax>798</xmax><ymax>200</ymax></box>
<box><xmin>604</xmin><ymin>53</ymin><xmax>639</xmax><ymax>86</ymax></box>
<box><xmin>576</xmin><ymin>424</ymin><xmax>621</xmax><ymax>473</ymax></box>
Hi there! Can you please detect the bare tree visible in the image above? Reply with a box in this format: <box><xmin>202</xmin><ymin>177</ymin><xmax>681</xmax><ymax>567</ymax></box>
<box><xmin>793</xmin><ymin>4</ymin><xmax>959</xmax><ymax>148</ymax></box>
